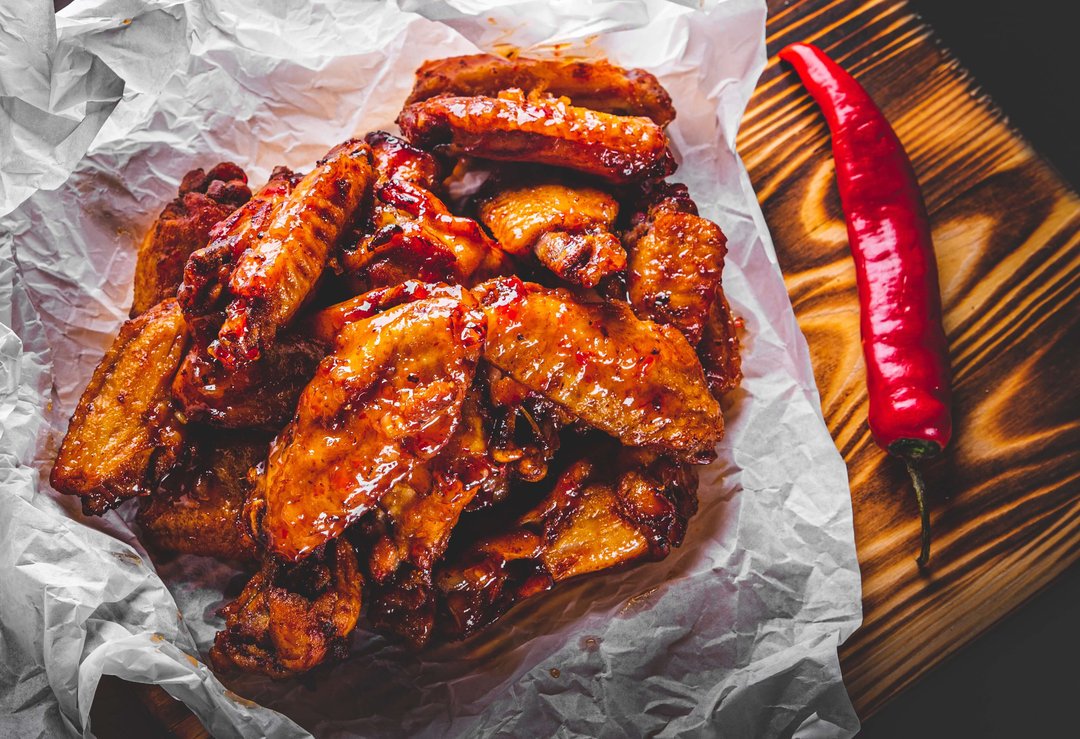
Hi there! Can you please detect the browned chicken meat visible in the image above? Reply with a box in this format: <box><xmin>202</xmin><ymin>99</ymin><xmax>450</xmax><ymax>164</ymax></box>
<box><xmin>171</xmin><ymin>331</ymin><xmax>325</xmax><ymax>430</ymax></box>
<box><xmin>623</xmin><ymin>182</ymin><xmax>728</xmax><ymax>347</ymax></box>
<box><xmin>475</xmin><ymin>277</ymin><xmax>723</xmax><ymax>460</ymax></box>
<box><xmin>252</xmin><ymin>285</ymin><xmax>486</xmax><ymax>562</ymax></box>
<box><xmin>211</xmin><ymin>140</ymin><xmax>374</xmax><ymax>370</ymax></box>
<box><xmin>398</xmin><ymin>89</ymin><xmax>675</xmax><ymax>184</ymax></box>
<box><xmin>51</xmin><ymin>299</ymin><xmax>189</xmax><ymax>515</ymax></box>
<box><xmin>210</xmin><ymin>539</ymin><xmax>362</xmax><ymax>678</ymax></box>
<box><xmin>404</xmin><ymin>54</ymin><xmax>676</xmax><ymax>127</ymax></box>
<box><xmin>436</xmin><ymin>445</ymin><xmax>697</xmax><ymax>639</ymax></box>
<box><xmin>131</xmin><ymin>163</ymin><xmax>251</xmax><ymax>317</ymax></box>
<box><xmin>697</xmin><ymin>292</ymin><xmax>743</xmax><ymax>398</ymax></box>
<box><xmin>476</xmin><ymin>172</ymin><xmax>626</xmax><ymax>287</ymax></box>
<box><xmin>136</xmin><ymin>433</ymin><xmax>267</xmax><ymax>564</ymax></box>
<box><xmin>341</xmin><ymin>132</ymin><xmax>508</xmax><ymax>291</ymax></box>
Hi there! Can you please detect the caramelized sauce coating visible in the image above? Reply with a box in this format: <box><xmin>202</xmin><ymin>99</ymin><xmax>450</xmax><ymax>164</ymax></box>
<box><xmin>51</xmin><ymin>299</ymin><xmax>189</xmax><ymax>515</ymax></box>
<box><xmin>404</xmin><ymin>54</ymin><xmax>676</xmax><ymax>127</ymax></box>
<box><xmin>210</xmin><ymin>539</ymin><xmax>362</xmax><ymax>678</ymax></box>
<box><xmin>132</xmin><ymin>162</ymin><xmax>250</xmax><ymax>317</ymax></box>
<box><xmin>254</xmin><ymin>287</ymin><xmax>486</xmax><ymax>562</ymax></box>
<box><xmin>475</xmin><ymin>277</ymin><xmax>723</xmax><ymax>459</ymax></box>
<box><xmin>398</xmin><ymin>90</ymin><xmax>676</xmax><ymax>184</ymax></box>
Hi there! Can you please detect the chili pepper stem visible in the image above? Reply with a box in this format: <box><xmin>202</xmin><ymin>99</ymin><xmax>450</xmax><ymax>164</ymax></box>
<box><xmin>904</xmin><ymin>459</ymin><xmax>932</xmax><ymax>568</ymax></box>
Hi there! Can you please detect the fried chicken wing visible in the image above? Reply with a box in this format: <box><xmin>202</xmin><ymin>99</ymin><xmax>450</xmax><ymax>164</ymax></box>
<box><xmin>341</xmin><ymin>132</ymin><xmax>508</xmax><ymax>291</ymax></box>
<box><xmin>436</xmin><ymin>445</ymin><xmax>696</xmax><ymax>639</ymax></box>
<box><xmin>210</xmin><ymin>539</ymin><xmax>362</xmax><ymax>678</ymax></box>
<box><xmin>485</xmin><ymin>364</ymin><xmax>567</xmax><ymax>484</ymax></box>
<box><xmin>211</xmin><ymin>140</ymin><xmax>374</xmax><ymax>370</ymax></box>
<box><xmin>253</xmin><ymin>286</ymin><xmax>486</xmax><ymax>561</ymax></box>
<box><xmin>476</xmin><ymin>174</ymin><xmax>625</xmax><ymax>287</ymax></box>
<box><xmin>366</xmin><ymin>387</ymin><xmax>508</xmax><ymax>646</ymax></box>
<box><xmin>51</xmin><ymin>299</ymin><xmax>189</xmax><ymax>515</ymax></box>
<box><xmin>136</xmin><ymin>434</ymin><xmax>266</xmax><ymax>563</ymax></box>
<box><xmin>171</xmin><ymin>331</ymin><xmax>325</xmax><ymax>430</ymax></box>
<box><xmin>697</xmin><ymin>292</ymin><xmax>743</xmax><ymax>398</ymax></box>
<box><xmin>475</xmin><ymin>277</ymin><xmax>722</xmax><ymax>459</ymax></box>
<box><xmin>623</xmin><ymin>182</ymin><xmax>727</xmax><ymax>346</ymax></box>
<box><xmin>404</xmin><ymin>54</ymin><xmax>676</xmax><ymax>126</ymax></box>
<box><xmin>178</xmin><ymin>167</ymin><xmax>300</xmax><ymax>321</ymax></box>
<box><xmin>132</xmin><ymin>163</ymin><xmax>251</xmax><ymax>317</ymax></box>
<box><xmin>398</xmin><ymin>90</ymin><xmax>675</xmax><ymax>184</ymax></box>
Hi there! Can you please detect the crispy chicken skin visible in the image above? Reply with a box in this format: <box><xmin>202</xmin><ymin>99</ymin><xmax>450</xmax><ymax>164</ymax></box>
<box><xmin>698</xmin><ymin>292</ymin><xmax>743</xmax><ymax>398</ymax></box>
<box><xmin>211</xmin><ymin>140</ymin><xmax>374</xmax><ymax>370</ymax></box>
<box><xmin>436</xmin><ymin>446</ymin><xmax>697</xmax><ymax>639</ymax></box>
<box><xmin>623</xmin><ymin>182</ymin><xmax>728</xmax><ymax>346</ymax></box>
<box><xmin>131</xmin><ymin>163</ymin><xmax>251</xmax><ymax>317</ymax></box>
<box><xmin>178</xmin><ymin>167</ymin><xmax>300</xmax><ymax>322</ymax></box>
<box><xmin>51</xmin><ymin>299</ymin><xmax>189</xmax><ymax>515</ymax></box>
<box><xmin>253</xmin><ymin>285</ymin><xmax>486</xmax><ymax>562</ymax></box>
<box><xmin>210</xmin><ymin>539</ymin><xmax>362</xmax><ymax>678</ymax></box>
<box><xmin>341</xmin><ymin>132</ymin><xmax>509</xmax><ymax>291</ymax></box>
<box><xmin>475</xmin><ymin>277</ymin><xmax>723</xmax><ymax>459</ymax></box>
<box><xmin>404</xmin><ymin>54</ymin><xmax>676</xmax><ymax>127</ymax></box>
<box><xmin>171</xmin><ymin>331</ymin><xmax>325</xmax><ymax>430</ymax></box>
<box><xmin>366</xmin><ymin>387</ymin><xmax>508</xmax><ymax>646</ymax></box>
<box><xmin>398</xmin><ymin>89</ymin><xmax>675</xmax><ymax>184</ymax></box>
<box><xmin>476</xmin><ymin>174</ymin><xmax>625</xmax><ymax>287</ymax></box>
<box><xmin>136</xmin><ymin>434</ymin><xmax>266</xmax><ymax>564</ymax></box>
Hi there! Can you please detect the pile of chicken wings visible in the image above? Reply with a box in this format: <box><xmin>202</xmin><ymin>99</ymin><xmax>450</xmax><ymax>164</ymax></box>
<box><xmin>50</xmin><ymin>53</ymin><xmax>742</xmax><ymax>678</ymax></box>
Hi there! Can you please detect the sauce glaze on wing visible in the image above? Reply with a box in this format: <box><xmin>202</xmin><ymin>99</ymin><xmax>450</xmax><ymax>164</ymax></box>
<box><xmin>253</xmin><ymin>286</ymin><xmax>486</xmax><ymax>562</ymax></box>
<box><xmin>398</xmin><ymin>89</ymin><xmax>675</xmax><ymax>184</ymax></box>
<box><xmin>475</xmin><ymin>277</ymin><xmax>722</xmax><ymax>459</ymax></box>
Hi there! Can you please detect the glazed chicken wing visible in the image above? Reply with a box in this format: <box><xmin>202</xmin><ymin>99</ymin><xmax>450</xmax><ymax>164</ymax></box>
<box><xmin>210</xmin><ymin>539</ymin><xmax>362</xmax><ymax>678</ymax></box>
<box><xmin>475</xmin><ymin>277</ymin><xmax>722</xmax><ymax>459</ymax></box>
<box><xmin>136</xmin><ymin>434</ymin><xmax>266</xmax><ymax>564</ymax></box>
<box><xmin>131</xmin><ymin>163</ymin><xmax>251</xmax><ymax>317</ymax></box>
<box><xmin>697</xmin><ymin>292</ymin><xmax>743</xmax><ymax>398</ymax></box>
<box><xmin>178</xmin><ymin>167</ymin><xmax>300</xmax><ymax>321</ymax></box>
<box><xmin>623</xmin><ymin>182</ymin><xmax>727</xmax><ymax>346</ymax></box>
<box><xmin>436</xmin><ymin>445</ymin><xmax>697</xmax><ymax>639</ymax></box>
<box><xmin>51</xmin><ymin>299</ymin><xmax>189</xmax><ymax>515</ymax></box>
<box><xmin>211</xmin><ymin>140</ymin><xmax>374</xmax><ymax>370</ymax></box>
<box><xmin>404</xmin><ymin>54</ymin><xmax>676</xmax><ymax>126</ymax></box>
<box><xmin>476</xmin><ymin>173</ymin><xmax>625</xmax><ymax>287</ymax></box>
<box><xmin>366</xmin><ymin>387</ymin><xmax>508</xmax><ymax>646</ymax></box>
<box><xmin>253</xmin><ymin>285</ymin><xmax>486</xmax><ymax>562</ymax></box>
<box><xmin>398</xmin><ymin>89</ymin><xmax>675</xmax><ymax>184</ymax></box>
<box><xmin>342</xmin><ymin>132</ymin><xmax>508</xmax><ymax>291</ymax></box>
<box><xmin>171</xmin><ymin>330</ymin><xmax>325</xmax><ymax>430</ymax></box>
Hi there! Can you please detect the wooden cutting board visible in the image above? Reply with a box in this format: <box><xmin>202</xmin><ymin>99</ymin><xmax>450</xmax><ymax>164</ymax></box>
<box><xmin>92</xmin><ymin>0</ymin><xmax>1080</xmax><ymax>734</ymax></box>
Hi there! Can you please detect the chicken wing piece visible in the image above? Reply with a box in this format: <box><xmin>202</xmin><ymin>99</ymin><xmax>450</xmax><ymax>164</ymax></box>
<box><xmin>397</xmin><ymin>90</ymin><xmax>676</xmax><ymax>185</ymax></box>
<box><xmin>476</xmin><ymin>173</ymin><xmax>625</xmax><ymax>287</ymax></box>
<box><xmin>253</xmin><ymin>286</ymin><xmax>486</xmax><ymax>562</ymax></box>
<box><xmin>475</xmin><ymin>277</ymin><xmax>722</xmax><ymax>459</ymax></box>
<box><xmin>485</xmin><ymin>364</ymin><xmax>567</xmax><ymax>485</ymax></box>
<box><xmin>178</xmin><ymin>166</ymin><xmax>300</xmax><ymax>321</ymax></box>
<box><xmin>697</xmin><ymin>291</ymin><xmax>743</xmax><ymax>398</ymax></box>
<box><xmin>132</xmin><ymin>163</ymin><xmax>251</xmax><ymax>317</ymax></box>
<box><xmin>51</xmin><ymin>299</ymin><xmax>189</xmax><ymax>515</ymax></box>
<box><xmin>171</xmin><ymin>330</ymin><xmax>325</xmax><ymax>430</ymax></box>
<box><xmin>436</xmin><ymin>446</ymin><xmax>697</xmax><ymax>639</ymax></box>
<box><xmin>341</xmin><ymin>132</ymin><xmax>509</xmax><ymax>292</ymax></box>
<box><xmin>404</xmin><ymin>54</ymin><xmax>676</xmax><ymax>127</ymax></box>
<box><xmin>623</xmin><ymin>182</ymin><xmax>727</xmax><ymax>346</ymax></box>
<box><xmin>136</xmin><ymin>434</ymin><xmax>267</xmax><ymax>564</ymax></box>
<box><xmin>210</xmin><ymin>539</ymin><xmax>362</xmax><ymax>678</ymax></box>
<box><xmin>211</xmin><ymin>140</ymin><xmax>374</xmax><ymax>370</ymax></box>
<box><xmin>365</xmin><ymin>387</ymin><xmax>509</xmax><ymax>646</ymax></box>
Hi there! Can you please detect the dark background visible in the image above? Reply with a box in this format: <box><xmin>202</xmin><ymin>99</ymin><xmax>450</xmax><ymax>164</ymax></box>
<box><xmin>58</xmin><ymin>0</ymin><xmax>1078</xmax><ymax>736</ymax></box>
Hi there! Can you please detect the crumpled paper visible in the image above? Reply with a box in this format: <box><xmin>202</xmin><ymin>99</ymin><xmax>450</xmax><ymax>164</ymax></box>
<box><xmin>0</xmin><ymin>0</ymin><xmax>863</xmax><ymax>736</ymax></box>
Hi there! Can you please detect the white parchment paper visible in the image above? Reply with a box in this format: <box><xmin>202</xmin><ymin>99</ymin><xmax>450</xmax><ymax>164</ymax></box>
<box><xmin>0</xmin><ymin>0</ymin><xmax>863</xmax><ymax>736</ymax></box>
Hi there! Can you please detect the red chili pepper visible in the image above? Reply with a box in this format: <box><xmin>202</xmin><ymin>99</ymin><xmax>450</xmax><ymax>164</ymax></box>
<box><xmin>779</xmin><ymin>43</ymin><xmax>952</xmax><ymax>567</ymax></box>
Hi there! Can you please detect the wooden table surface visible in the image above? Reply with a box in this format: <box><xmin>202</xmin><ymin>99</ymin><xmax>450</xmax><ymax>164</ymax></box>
<box><xmin>91</xmin><ymin>0</ymin><xmax>1080</xmax><ymax>735</ymax></box>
